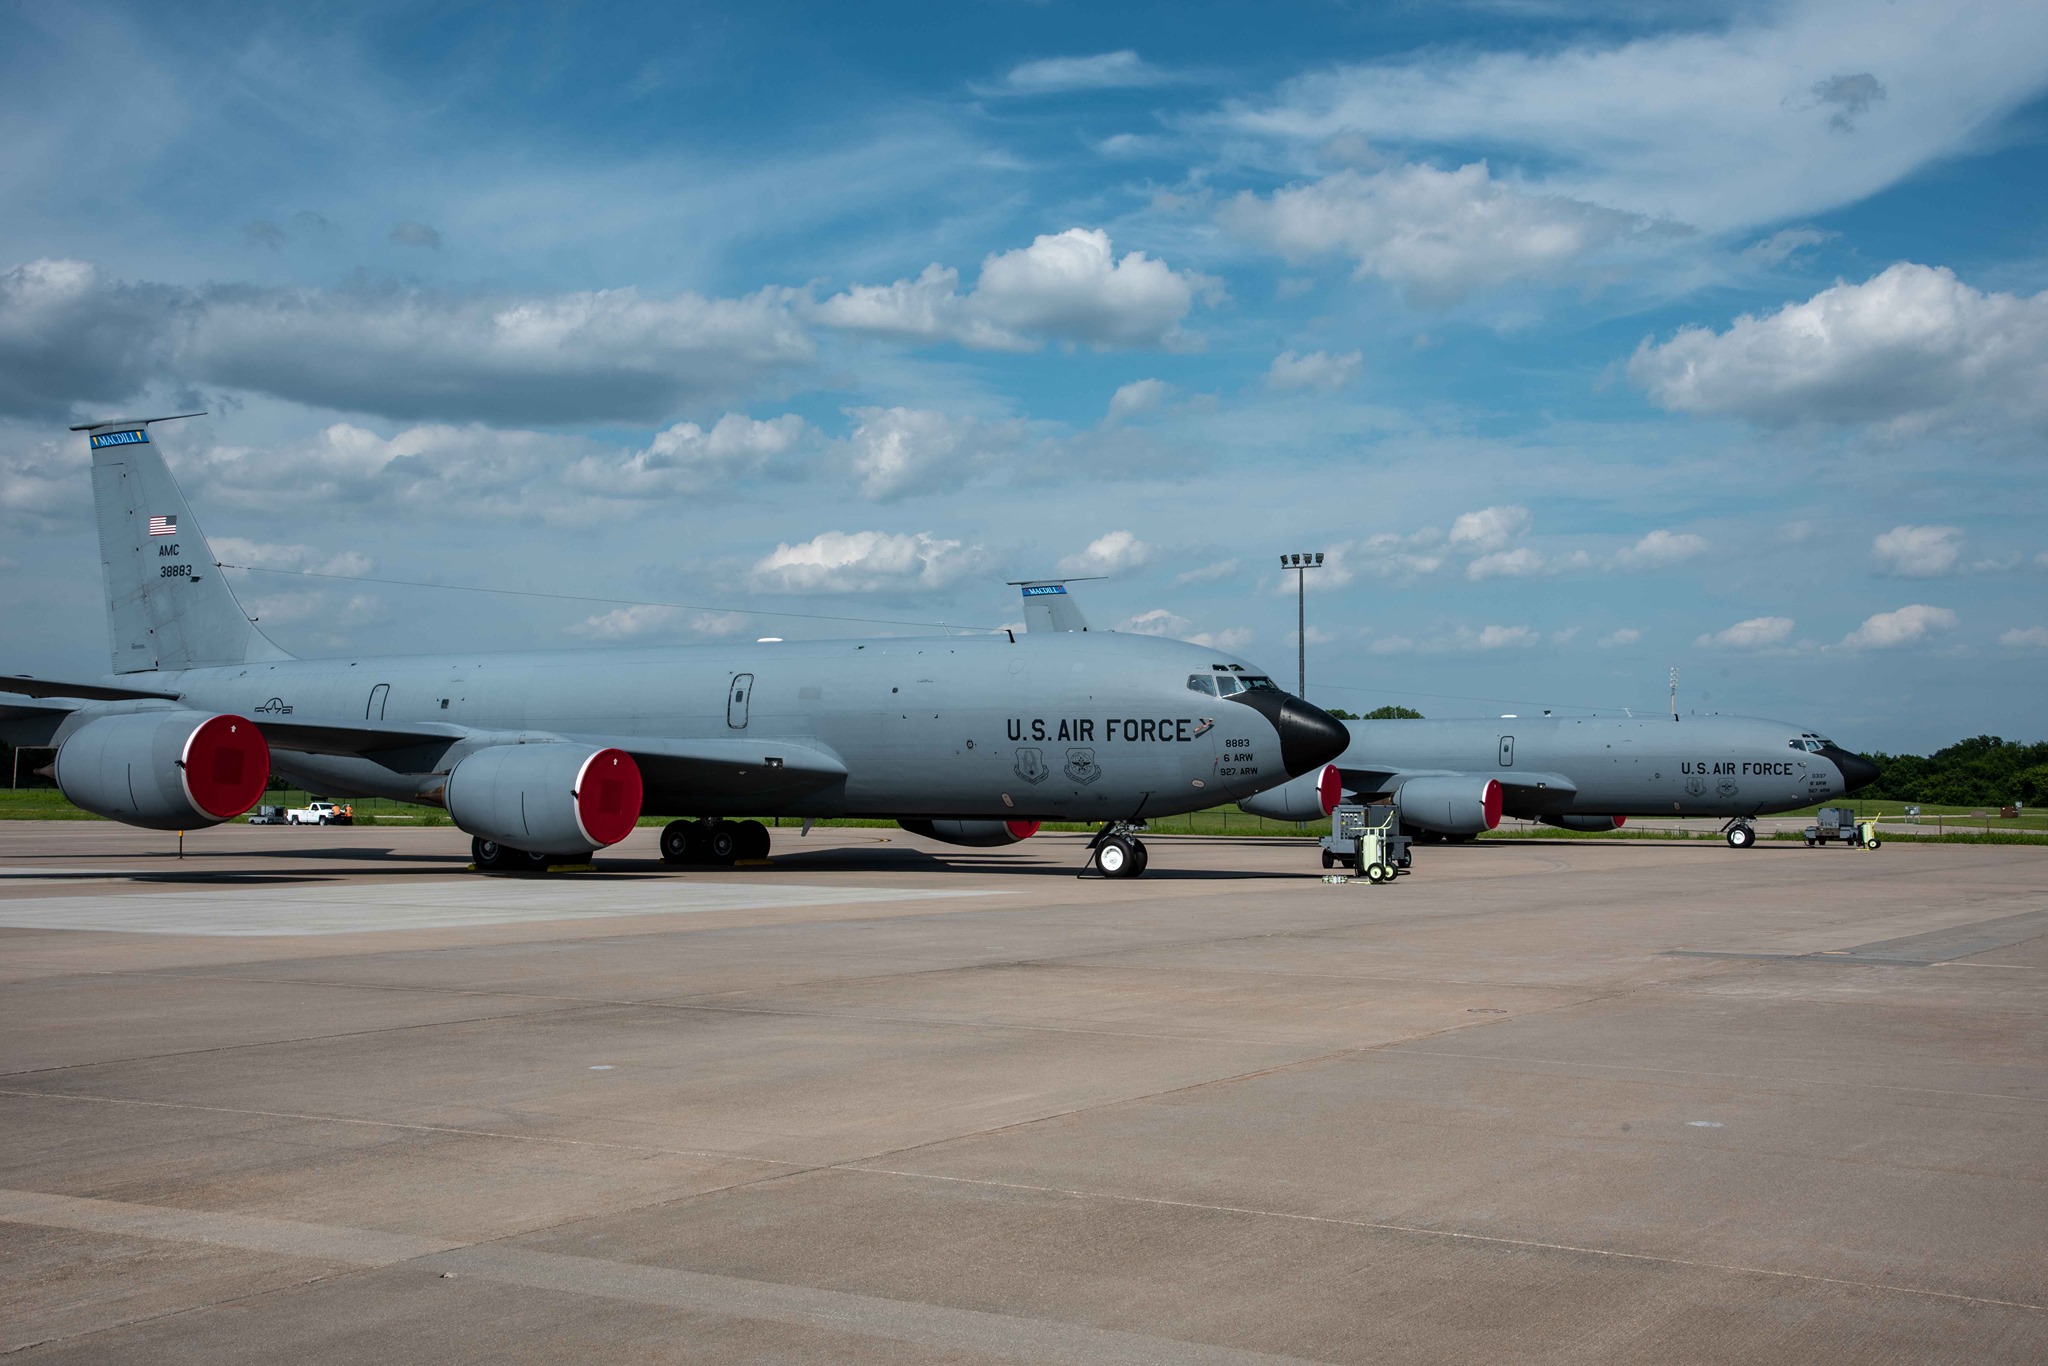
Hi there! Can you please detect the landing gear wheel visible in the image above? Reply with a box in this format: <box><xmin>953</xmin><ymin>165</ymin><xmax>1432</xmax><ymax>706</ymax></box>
<box><xmin>706</xmin><ymin>823</ymin><xmax>740</xmax><ymax>865</ymax></box>
<box><xmin>1727</xmin><ymin>824</ymin><xmax>1756</xmax><ymax>849</ymax></box>
<box><xmin>524</xmin><ymin>849</ymin><xmax>556</xmax><ymax>872</ymax></box>
<box><xmin>660</xmin><ymin>821</ymin><xmax>696</xmax><ymax>865</ymax></box>
<box><xmin>1097</xmin><ymin>836</ymin><xmax>1138</xmax><ymax>877</ymax></box>
<box><xmin>734</xmin><ymin>820</ymin><xmax>770</xmax><ymax>861</ymax></box>
<box><xmin>1128</xmin><ymin>839</ymin><xmax>1149</xmax><ymax>877</ymax></box>
<box><xmin>472</xmin><ymin>837</ymin><xmax>513</xmax><ymax>872</ymax></box>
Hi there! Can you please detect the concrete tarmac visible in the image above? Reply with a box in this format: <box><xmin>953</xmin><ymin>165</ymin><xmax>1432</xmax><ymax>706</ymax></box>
<box><xmin>2</xmin><ymin>821</ymin><xmax>2043</xmax><ymax>1362</ymax></box>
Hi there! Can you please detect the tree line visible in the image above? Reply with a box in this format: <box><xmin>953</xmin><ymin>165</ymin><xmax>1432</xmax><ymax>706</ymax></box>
<box><xmin>1857</xmin><ymin>736</ymin><xmax>2048</xmax><ymax>807</ymax></box>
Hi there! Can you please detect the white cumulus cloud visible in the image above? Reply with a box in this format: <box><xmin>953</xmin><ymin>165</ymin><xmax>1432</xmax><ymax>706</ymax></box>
<box><xmin>1175</xmin><ymin>558</ymin><xmax>1240</xmax><ymax>586</ymax></box>
<box><xmin>836</xmin><ymin>407</ymin><xmax>1023</xmax><ymax>501</ymax></box>
<box><xmin>1696</xmin><ymin>616</ymin><xmax>1796</xmax><ymax>650</ymax></box>
<box><xmin>1629</xmin><ymin>263</ymin><xmax>2048</xmax><ymax>431</ymax></box>
<box><xmin>749</xmin><ymin>530</ymin><xmax>982</xmax><ymax>594</ymax></box>
<box><xmin>2000</xmin><ymin>626</ymin><xmax>2048</xmax><ymax>648</ymax></box>
<box><xmin>1872</xmin><ymin>524</ymin><xmax>1963</xmax><ymax>577</ymax></box>
<box><xmin>573</xmin><ymin>413</ymin><xmax>810</xmax><ymax>496</ymax></box>
<box><xmin>1057</xmin><ymin>529</ymin><xmax>1153</xmax><ymax>576</ymax></box>
<box><xmin>1617</xmin><ymin>529</ymin><xmax>1708</xmax><ymax>567</ymax></box>
<box><xmin>567</xmin><ymin>605</ymin><xmax>748</xmax><ymax>641</ymax></box>
<box><xmin>1223</xmin><ymin>163</ymin><xmax>1644</xmax><ymax>306</ymax></box>
<box><xmin>1266</xmin><ymin>349</ymin><xmax>1362</xmax><ymax>391</ymax></box>
<box><xmin>995</xmin><ymin>51</ymin><xmax>1167</xmax><ymax>95</ymax></box>
<box><xmin>1839</xmin><ymin>604</ymin><xmax>1956</xmax><ymax>650</ymax></box>
<box><xmin>1465</xmin><ymin>546</ymin><xmax>1547</xmax><ymax>581</ymax></box>
<box><xmin>1600</xmin><ymin>628</ymin><xmax>1642</xmax><ymax>647</ymax></box>
<box><xmin>817</xmin><ymin>228</ymin><xmax>1213</xmax><ymax>352</ymax></box>
<box><xmin>210</xmin><ymin>538</ymin><xmax>373</xmax><ymax>579</ymax></box>
<box><xmin>1105</xmin><ymin>378</ymin><xmax>1173</xmax><ymax>424</ymax></box>
<box><xmin>1448</xmin><ymin>505</ymin><xmax>1532</xmax><ymax>553</ymax></box>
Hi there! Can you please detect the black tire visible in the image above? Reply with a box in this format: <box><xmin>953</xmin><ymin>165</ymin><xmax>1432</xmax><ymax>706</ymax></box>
<box><xmin>472</xmin><ymin>836</ymin><xmax>512</xmax><ymax>872</ymax></box>
<box><xmin>706</xmin><ymin>823</ymin><xmax>740</xmax><ymax>864</ymax></box>
<box><xmin>1321</xmin><ymin>850</ymin><xmax>1335</xmax><ymax>869</ymax></box>
<box><xmin>1097</xmin><ymin>835</ymin><xmax>1137</xmax><ymax>877</ymax></box>
<box><xmin>660</xmin><ymin>821</ymin><xmax>695</xmax><ymax>865</ymax></box>
<box><xmin>1727</xmin><ymin>825</ymin><xmax>1755</xmax><ymax>849</ymax></box>
<box><xmin>1365</xmin><ymin>862</ymin><xmax>1390</xmax><ymax>883</ymax></box>
<box><xmin>734</xmin><ymin>820</ymin><xmax>770</xmax><ymax>861</ymax></box>
<box><xmin>524</xmin><ymin>849</ymin><xmax>555</xmax><ymax>872</ymax></box>
<box><xmin>1129</xmin><ymin>840</ymin><xmax>1149</xmax><ymax>877</ymax></box>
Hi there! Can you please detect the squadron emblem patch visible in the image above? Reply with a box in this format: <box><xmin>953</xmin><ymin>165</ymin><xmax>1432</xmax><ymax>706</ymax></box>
<box><xmin>1013</xmin><ymin>747</ymin><xmax>1048</xmax><ymax>784</ymax></box>
<box><xmin>1064</xmin><ymin>747</ymin><xmax>1101</xmax><ymax>785</ymax></box>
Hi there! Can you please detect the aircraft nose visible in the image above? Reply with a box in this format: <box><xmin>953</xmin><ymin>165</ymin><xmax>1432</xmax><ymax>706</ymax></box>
<box><xmin>1274</xmin><ymin>695</ymin><xmax>1350</xmax><ymax>777</ymax></box>
<box><xmin>1827</xmin><ymin>747</ymin><xmax>1879</xmax><ymax>793</ymax></box>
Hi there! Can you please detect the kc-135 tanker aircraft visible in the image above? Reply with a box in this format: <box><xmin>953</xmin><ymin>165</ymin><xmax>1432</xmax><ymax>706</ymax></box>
<box><xmin>1022</xmin><ymin>580</ymin><xmax>1878</xmax><ymax>849</ymax></box>
<box><xmin>0</xmin><ymin>415</ymin><xmax>1348</xmax><ymax>877</ymax></box>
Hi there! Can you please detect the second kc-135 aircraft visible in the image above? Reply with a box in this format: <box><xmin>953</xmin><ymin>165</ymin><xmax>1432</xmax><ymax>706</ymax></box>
<box><xmin>1016</xmin><ymin>579</ymin><xmax>1878</xmax><ymax>849</ymax></box>
<box><xmin>1239</xmin><ymin>713</ymin><xmax>1880</xmax><ymax>848</ymax></box>
<box><xmin>0</xmin><ymin>416</ymin><xmax>1348</xmax><ymax>877</ymax></box>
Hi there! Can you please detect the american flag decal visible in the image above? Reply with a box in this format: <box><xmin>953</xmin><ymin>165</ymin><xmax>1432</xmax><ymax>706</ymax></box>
<box><xmin>148</xmin><ymin>515</ymin><xmax>177</xmax><ymax>537</ymax></box>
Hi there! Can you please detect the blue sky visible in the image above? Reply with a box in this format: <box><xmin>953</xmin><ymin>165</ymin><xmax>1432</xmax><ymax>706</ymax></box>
<box><xmin>3</xmin><ymin>0</ymin><xmax>2045</xmax><ymax>751</ymax></box>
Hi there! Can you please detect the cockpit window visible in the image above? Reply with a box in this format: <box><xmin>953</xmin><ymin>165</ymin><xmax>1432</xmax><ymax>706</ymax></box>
<box><xmin>1186</xmin><ymin>674</ymin><xmax>1218</xmax><ymax>696</ymax></box>
<box><xmin>1240</xmin><ymin>675</ymin><xmax>1279</xmax><ymax>691</ymax></box>
<box><xmin>1215</xmin><ymin>674</ymin><xmax>1244</xmax><ymax>696</ymax></box>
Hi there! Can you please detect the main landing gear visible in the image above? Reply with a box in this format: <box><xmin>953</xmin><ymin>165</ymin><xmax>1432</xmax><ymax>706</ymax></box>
<box><xmin>1722</xmin><ymin>818</ymin><xmax>1758</xmax><ymax>849</ymax></box>
<box><xmin>660</xmin><ymin>817</ymin><xmax>771</xmax><ymax>866</ymax></box>
<box><xmin>1084</xmin><ymin>822</ymin><xmax>1150</xmax><ymax>879</ymax></box>
<box><xmin>471</xmin><ymin>837</ymin><xmax>584</xmax><ymax>873</ymax></box>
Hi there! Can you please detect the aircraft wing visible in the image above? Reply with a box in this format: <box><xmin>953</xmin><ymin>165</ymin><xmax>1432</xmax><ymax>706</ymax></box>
<box><xmin>601</xmin><ymin>735</ymin><xmax>849</xmax><ymax>810</ymax></box>
<box><xmin>258</xmin><ymin>719</ymin><xmax>848</xmax><ymax>809</ymax></box>
<box><xmin>2</xmin><ymin>675</ymin><xmax>182</xmax><ymax>702</ymax></box>
<box><xmin>1337</xmin><ymin>764</ymin><xmax>1578</xmax><ymax>800</ymax></box>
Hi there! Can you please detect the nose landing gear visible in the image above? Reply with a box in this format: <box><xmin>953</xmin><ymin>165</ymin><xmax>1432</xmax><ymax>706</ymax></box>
<box><xmin>1722</xmin><ymin>819</ymin><xmax>1758</xmax><ymax>848</ymax></box>
<box><xmin>1084</xmin><ymin>821</ymin><xmax>1150</xmax><ymax>878</ymax></box>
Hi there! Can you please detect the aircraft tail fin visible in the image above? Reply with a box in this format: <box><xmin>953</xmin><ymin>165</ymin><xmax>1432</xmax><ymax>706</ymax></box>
<box><xmin>74</xmin><ymin>415</ymin><xmax>293</xmax><ymax>674</ymax></box>
<box><xmin>1010</xmin><ymin>578</ymin><xmax>1096</xmax><ymax>632</ymax></box>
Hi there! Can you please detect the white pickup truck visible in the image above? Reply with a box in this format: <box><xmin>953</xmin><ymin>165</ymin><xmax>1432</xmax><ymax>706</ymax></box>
<box><xmin>286</xmin><ymin>801</ymin><xmax>352</xmax><ymax>826</ymax></box>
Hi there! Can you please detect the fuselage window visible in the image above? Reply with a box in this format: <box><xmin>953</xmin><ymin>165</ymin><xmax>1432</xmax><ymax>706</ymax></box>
<box><xmin>1187</xmin><ymin>674</ymin><xmax>1218</xmax><ymax>696</ymax></box>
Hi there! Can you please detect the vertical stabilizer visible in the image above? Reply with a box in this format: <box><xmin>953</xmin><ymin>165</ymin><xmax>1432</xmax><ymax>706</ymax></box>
<box><xmin>73</xmin><ymin>415</ymin><xmax>292</xmax><ymax>674</ymax></box>
<box><xmin>1010</xmin><ymin>578</ymin><xmax>1098</xmax><ymax>632</ymax></box>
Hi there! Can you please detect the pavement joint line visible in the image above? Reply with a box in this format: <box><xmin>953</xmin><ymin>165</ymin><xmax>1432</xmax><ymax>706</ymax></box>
<box><xmin>0</xmin><ymin>1089</ymin><xmax>803</xmax><ymax>1167</ymax></box>
<box><xmin>0</xmin><ymin>1188</ymin><xmax>1318</xmax><ymax>1365</ymax></box>
<box><xmin>831</xmin><ymin>1167</ymin><xmax>2048</xmax><ymax>1315</ymax></box>
<box><xmin>1383</xmin><ymin>1049</ymin><xmax>2048</xmax><ymax>1105</ymax></box>
<box><xmin>0</xmin><ymin>999</ymin><xmax>610</xmax><ymax>1080</ymax></box>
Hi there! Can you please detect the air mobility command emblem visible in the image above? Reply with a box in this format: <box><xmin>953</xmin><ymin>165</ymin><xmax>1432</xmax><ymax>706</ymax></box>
<box><xmin>1064</xmin><ymin>748</ymin><xmax>1101</xmax><ymax>785</ymax></box>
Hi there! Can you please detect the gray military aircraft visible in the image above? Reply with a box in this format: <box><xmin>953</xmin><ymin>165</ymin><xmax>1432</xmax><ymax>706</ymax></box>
<box><xmin>1238</xmin><ymin>713</ymin><xmax>1879</xmax><ymax>848</ymax></box>
<box><xmin>0</xmin><ymin>416</ymin><xmax>1347</xmax><ymax>877</ymax></box>
<box><xmin>1010</xmin><ymin>576</ymin><xmax>1876</xmax><ymax>849</ymax></box>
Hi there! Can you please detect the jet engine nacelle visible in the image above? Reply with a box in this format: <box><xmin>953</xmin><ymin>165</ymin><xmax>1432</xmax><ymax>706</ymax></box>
<box><xmin>1235</xmin><ymin>765</ymin><xmax>1344</xmax><ymax>822</ymax></box>
<box><xmin>897</xmin><ymin>819</ymin><xmax>1041</xmax><ymax>847</ymax></box>
<box><xmin>54</xmin><ymin>710</ymin><xmax>270</xmax><ymax>831</ymax></box>
<box><xmin>444</xmin><ymin>744</ymin><xmax>643</xmax><ymax>853</ymax></box>
<box><xmin>1540</xmin><ymin>814</ymin><xmax>1626</xmax><ymax>833</ymax></box>
<box><xmin>1394</xmin><ymin>775</ymin><xmax>1503</xmax><ymax>836</ymax></box>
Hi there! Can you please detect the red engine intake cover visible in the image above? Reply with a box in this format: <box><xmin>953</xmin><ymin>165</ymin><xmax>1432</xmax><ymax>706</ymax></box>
<box><xmin>181</xmin><ymin>715</ymin><xmax>271</xmax><ymax>819</ymax></box>
<box><xmin>1005</xmin><ymin>820</ymin><xmax>1041</xmax><ymax>841</ymax></box>
<box><xmin>574</xmin><ymin>748</ymin><xmax>644</xmax><ymax>847</ymax></box>
<box><xmin>1317</xmin><ymin>764</ymin><xmax>1343</xmax><ymax>815</ymax></box>
<box><xmin>1482</xmin><ymin>778</ymin><xmax>1503</xmax><ymax>830</ymax></box>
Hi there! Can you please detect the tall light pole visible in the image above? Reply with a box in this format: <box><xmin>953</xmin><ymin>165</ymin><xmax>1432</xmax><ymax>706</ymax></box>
<box><xmin>1280</xmin><ymin>551</ymin><xmax>1324</xmax><ymax>697</ymax></box>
